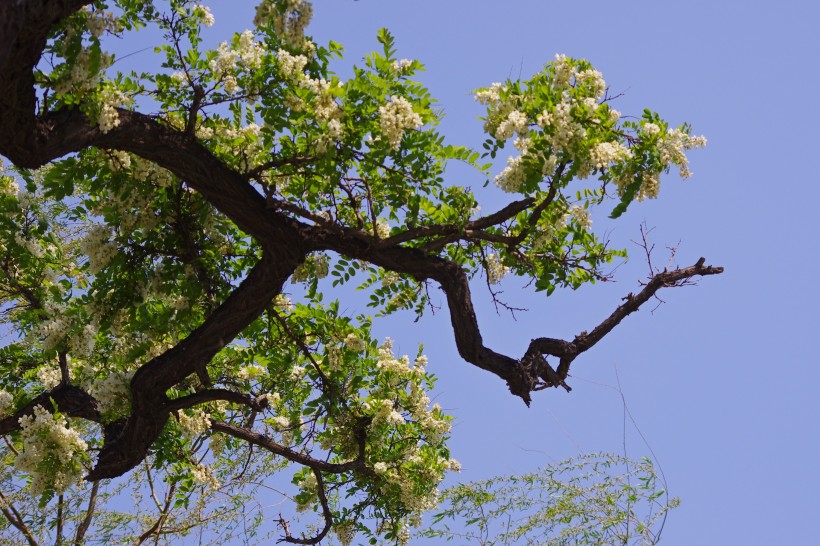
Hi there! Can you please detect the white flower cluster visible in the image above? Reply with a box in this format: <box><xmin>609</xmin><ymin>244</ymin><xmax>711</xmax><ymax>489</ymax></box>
<box><xmin>274</xmin><ymin>48</ymin><xmax>345</xmax><ymax>149</ymax></box>
<box><xmin>642</xmin><ymin>122</ymin><xmax>661</xmax><ymax>136</ymax></box>
<box><xmin>553</xmin><ymin>54</ymin><xmax>574</xmax><ymax>90</ymax></box>
<box><xmin>80</xmin><ymin>224</ymin><xmax>117</xmax><ymax>274</ymax></box>
<box><xmin>485</xmin><ymin>253</ymin><xmax>509</xmax><ymax>284</ymax></box>
<box><xmin>474</xmin><ymin>82</ymin><xmax>505</xmax><ymax>105</ymax></box>
<box><xmin>268</xmin><ymin>415</ymin><xmax>290</xmax><ymax>430</ymax></box>
<box><xmin>291</xmin><ymin>253</ymin><xmax>329</xmax><ymax>283</ymax></box>
<box><xmin>98</xmin><ymin>88</ymin><xmax>131</xmax><ymax>134</ymax></box>
<box><xmin>36</xmin><ymin>366</ymin><xmax>62</xmax><ymax>389</ymax></box>
<box><xmin>326</xmin><ymin>345</ymin><xmax>343</xmax><ymax>371</ymax></box>
<box><xmin>15</xmin><ymin>406</ymin><xmax>88</xmax><ymax>495</ymax></box>
<box><xmin>85</xmin><ymin>7</ymin><xmax>120</xmax><ymax>38</ymax></box>
<box><xmin>589</xmin><ymin>141</ymin><xmax>633</xmax><ymax>170</ymax></box>
<box><xmin>237</xmin><ymin>364</ymin><xmax>266</xmax><ymax>380</ymax></box>
<box><xmin>374</xmin><ymin>219</ymin><xmax>391</xmax><ymax>238</ymax></box>
<box><xmin>289</xmin><ymin>365</ymin><xmax>306</xmax><ymax>381</ymax></box>
<box><xmin>494</xmin><ymin>110</ymin><xmax>529</xmax><ymax>140</ymax></box>
<box><xmin>70</xmin><ymin>323</ymin><xmax>98</xmax><ymax>358</ymax></box>
<box><xmin>371</xmin><ymin>399</ymin><xmax>405</xmax><ymax>426</ymax></box>
<box><xmin>273</xmin><ymin>294</ymin><xmax>293</xmax><ymax>312</ymax></box>
<box><xmin>378</xmin><ymin>95</ymin><xmax>423</xmax><ymax>151</ymax></box>
<box><xmin>660</xmin><ymin>127</ymin><xmax>707</xmax><ymax>179</ymax></box>
<box><xmin>334</xmin><ymin>521</ymin><xmax>356</xmax><ymax>546</ymax></box>
<box><xmin>536</xmin><ymin>102</ymin><xmax>585</xmax><ymax>153</ymax></box>
<box><xmin>344</xmin><ymin>333</ymin><xmax>366</xmax><ymax>352</ymax></box>
<box><xmin>277</xmin><ymin>48</ymin><xmax>308</xmax><ymax>81</ymax></box>
<box><xmin>567</xmin><ymin>205</ymin><xmax>592</xmax><ymax>230</ymax></box>
<box><xmin>255</xmin><ymin>0</ymin><xmax>314</xmax><ymax>48</ymax></box>
<box><xmin>14</xmin><ymin>233</ymin><xmax>44</xmax><ymax>258</ymax></box>
<box><xmin>0</xmin><ymin>389</ymin><xmax>13</xmax><ymax>418</ymax></box>
<box><xmin>52</xmin><ymin>44</ymin><xmax>113</xmax><ymax>97</ymax></box>
<box><xmin>191</xmin><ymin>463</ymin><xmax>220</xmax><ymax>489</ymax></box>
<box><xmin>210</xmin><ymin>31</ymin><xmax>265</xmax><ymax>92</ymax></box>
<box><xmin>33</xmin><ymin>301</ymin><xmax>71</xmax><ymax>352</ymax></box>
<box><xmin>576</xmin><ymin>68</ymin><xmax>606</xmax><ymax>99</ymax></box>
<box><xmin>178</xmin><ymin>408</ymin><xmax>211</xmax><ymax>438</ymax></box>
<box><xmin>392</xmin><ymin>58</ymin><xmax>413</xmax><ymax>72</ymax></box>
<box><xmin>90</xmin><ymin>370</ymin><xmax>133</xmax><ymax>416</ymax></box>
<box><xmin>191</xmin><ymin>4</ymin><xmax>215</xmax><ymax>27</ymax></box>
<box><xmin>494</xmin><ymin>154</ymin><xmax>528</xmax><ymax>193</ymax></box>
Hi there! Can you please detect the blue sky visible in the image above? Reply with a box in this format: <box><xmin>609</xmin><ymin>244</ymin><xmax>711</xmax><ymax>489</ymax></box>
<box><xmin>131</xmin><ymin>1</ymin><xmax>818</xmax><ymax>543</ymax></box>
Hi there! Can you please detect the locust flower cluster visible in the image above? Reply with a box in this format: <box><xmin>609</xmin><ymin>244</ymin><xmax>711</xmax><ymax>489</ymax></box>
<box><xmin>15</xmin><ymin>406</ymin><xmax>89</xmax><ymax>495</ymax></box>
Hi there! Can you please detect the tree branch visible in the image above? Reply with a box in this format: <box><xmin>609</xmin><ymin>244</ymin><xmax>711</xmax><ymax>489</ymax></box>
<box><xmin>211</xmin><ymin>421</ymin><xmax>368</xmax><ymax>475</ymax></box>
<box><xmin>87</xmin><ymin>252</ymin><xmax>293</xmax><ymax>481</ymax></box>
<box><xmin>73</xmin><ymin>481</ymin><xmax>99</xmax><ymax>546</ymax></box>
<box><xmin>0</xmin><ymin>489</ymin><xmax>38</xmax><ymax>546</ymax></box>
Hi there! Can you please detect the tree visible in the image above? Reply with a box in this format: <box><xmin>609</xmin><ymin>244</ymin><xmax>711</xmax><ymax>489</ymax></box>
<box><xmin>423</xmin><ymin>453</ymin><xmax>677</xmax><ymax>546</ymax></box>
<box><xmin>0</xmin><ymin>1</ymin><xmax>722</xmax><ymax>543</ymax></box>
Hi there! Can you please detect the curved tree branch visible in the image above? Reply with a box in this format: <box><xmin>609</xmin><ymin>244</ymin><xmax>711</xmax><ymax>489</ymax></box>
<box><xmin>88</xmin><ymin>252</ymin><xmax>294</xmax><ymax>480</ymax></box>
<box><xmin>212</xmin><ymin>421</ymin><xmax>369</xmax><ymax>475</ymax></box>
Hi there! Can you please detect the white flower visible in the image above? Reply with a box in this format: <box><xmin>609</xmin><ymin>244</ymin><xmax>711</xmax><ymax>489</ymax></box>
<box><xmin>334</xmin><ymin>521</ymin><xmax>356</xmax><ymax>546</ymax></box>
<box><xmin>237</xmin><ymin>364</ymin><xmax>266</xmax><ymax>380</ymax></box>
<box><xmin>269</xmin><ymin>415</ymin><xmax>290</xmax><ymax>430</ymax></box>
<box><xmin>277</xmin><ymin>49</ymin><xmax>309</xmax><ymax>80</ymax></box>
<box><xmin>552</xmin><ymin>54</ymin><xmax>575</xmax><ymax>90</ymax></box>
<box><xmin>392</xmin><ymin>58</ymin><xmax>412</xmax><ymax>72</ymax></box>
<box><xmin>191</xmin><ymin>463</ymin><xmax>220</xmax><ymax>489</ymax></box>
<box><xmin>0</xmin><ymin>390</ymin><xmax>13</xmax><ymax>418</ymax></box>
<box><xmin>642</xmin><ymin>122</ymin><xmax>661</xmax><ymax>136</ymax></box>
<box><xmin>36</xmin><ymin>367</ymin><xmax>62</xmax><ymax>389</ymax></box>
<box><xmin>257</xmin><ymin>0</ymin><xmax>314</xmax><ymax>47</ymax></box>
<box><xmin>96</xmin><ymin>88</ymin><xmax>132</xmax><ymax>134</ymax></box>
<box><xmin>589</xmin><ymin>141</ymin><xmax>632</xmax><ymax>170</ymax></box>
<box><xmin>178</xmin><ymin>408</ymin><xmax>211</xmax><ymax>438</ymax></box>
<box><xmin>568</xmin><ymin>205</ymin><xmax>592</xmax><ymax>230</ymax></box>
<box><xmin>475</xmin><ymin>82</ymin><xmax>504</xmax><ymax>105</ymax></box>
<box><xmin>223</xmin><ymin>75</ymin><xmax>238</xmax><ymax>94</ymax></box>
<box><xmin>273</xmin><ymin>294</ymin><xmax>293</xmax><ymax>311</ymax></box>
<box><xmin>15</xmin><ymin>406</ymin><xmax>88</xmax><ymax>495</ymax></box>
<box><xmin>485</xmin><ymin>253</ymin><xmax>509</xmax><ymax>284</ymax></box>
<box><xmin>237</xmin><ymin>30</ymin><xmax>265</xmax><ymax>70</ymax></box>
<box><xmin>192</xmin><ymin>4</ymin><xmax>215</xmax><ymax>27</ymax></box>
<box><xmin>344</xmin><ymin>333</ymin><xmax>366</xmax><ymax>352</ymax></box>
<box><xmin>494</xmin><ymin>153</ymin><xmax>528</xmax><ymax>193</ymax></box>
<box><xmin>576</xmin><ymin>69</ymin><xmax>606</xmax><ymax>99</ymax></box>
<box><xmin>375</xmin><ymin>219</ymin><xmax>390</xmax><ymax>238</ymax></box>
<box><xmin>378</xmin><ymin>95</ymin><xmax>423</xmax><ymax>150</ymax></box>
<box><xmin>80</xmin><ymin>224</ymin><xmax>117</xmax><ymax>274</ymax></box>
<box><xmin>494</xmin><ymin>110</ymin><xmax>528</xmax><ymax>140</ymax></box>
<box><xmin>90</xmin><ymin>370</ymin><xmax>133</xmax><ymax>416</ymax></box>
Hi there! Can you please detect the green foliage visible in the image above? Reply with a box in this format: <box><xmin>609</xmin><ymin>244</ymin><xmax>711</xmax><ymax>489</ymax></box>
<box><xmin>421</xmin><ymin>453</ymin><xmax>678</xmax><ymax>546</ymax></box>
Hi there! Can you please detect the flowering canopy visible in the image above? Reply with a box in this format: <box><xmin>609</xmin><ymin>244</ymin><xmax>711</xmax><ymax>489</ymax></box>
<box><xmin>0</xmin><ymin>0</ymin><xmax>721</xmax><ymax>543</ymax></box>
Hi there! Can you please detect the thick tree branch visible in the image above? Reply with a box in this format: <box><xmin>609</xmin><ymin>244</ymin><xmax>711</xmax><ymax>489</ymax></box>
<box><xmin>87</xmin><ymin>252</ymin><xmax>293</xmax><ymax>480</ymax></box>
<box><xmin>212</xmin><ymin>421</ymin><xmax>369</xmax><ymax>475</ymax></box>
<box><xmin>165</xmin><ymin>389</ymin><xmax>267</xmax><ymax>413</ymax></box>
<box><xmin>0</xmin><ymin>383</ymin><xmax>100</xmax><ymax>435</ymax></box>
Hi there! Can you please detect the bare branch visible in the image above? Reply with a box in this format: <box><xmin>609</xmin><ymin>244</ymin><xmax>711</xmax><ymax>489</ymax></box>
<box><xmin>0</xmin><ymin>489</ymin><xmax>38</xmax><ymax>546</ymax></box>
<box><xmin>73</xmin><ymin>481</ymin><xmax>99</xmax><ymax>545</ymax></box>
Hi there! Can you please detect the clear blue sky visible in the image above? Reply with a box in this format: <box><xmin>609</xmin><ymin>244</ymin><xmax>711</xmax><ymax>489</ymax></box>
<box><xmin>165</xmin><ymin>1</ymin><xmax>820</xmax><ymax>544</ymax></box>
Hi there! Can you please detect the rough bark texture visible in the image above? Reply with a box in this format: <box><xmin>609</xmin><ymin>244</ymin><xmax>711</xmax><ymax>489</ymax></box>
<box><xmin>0</xmin><ymin>0</ymin><xmax>723</xmax><ymax>483</ymax></box>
